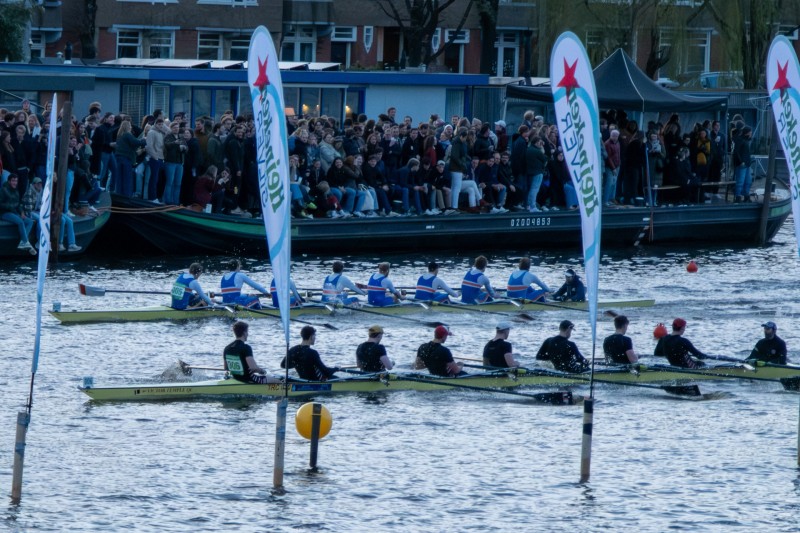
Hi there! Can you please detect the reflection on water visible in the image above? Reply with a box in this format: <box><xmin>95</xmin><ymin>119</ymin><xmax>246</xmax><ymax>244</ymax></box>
<box><xmin>0</xmin><ymin>219</ymin><xmax>799</xmax><ymax>530</ymax></box>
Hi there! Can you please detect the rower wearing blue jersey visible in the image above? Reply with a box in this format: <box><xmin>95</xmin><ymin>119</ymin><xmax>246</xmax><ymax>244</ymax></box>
<box><xmin>415</xmin><ymin>261</ymin><xmax>458</xmax><ymax>303</ymax></box>
<box><xmin>366</xmin><ymin>262</ymin><xmax>405</xmax><ymax>306</ymax></box>
<box><xmin>551</xmin><ymin>268</ymin><xmax>586</xmax><ymax>302</ymax></box>
<box><xmin>220</xmin><ymin>259</ymin><xmax>269</xmax><ymax>308</ymax></box>
<box><xmin>506</xmin><ymin>256</ymin><xmax>551</xmax><ymax>302</ymax></box>
<box><xmin>461</xmin><ymin>255</ymin><xmax>496</xmax><ymax>304</ymax></box>
<box><xmin>269</xmin><ymin>277</ymin><xmax>305</xmax><ymax>308</ymax></box>
<box><xmin>322</xmin><ymin>260</ymin><xmax>366</xmax><ymax>306</ymax></box>
<box><xmin>171</xmin><ymin>262</ymin><xmax>215</xmax><ymax>310</ymax></box>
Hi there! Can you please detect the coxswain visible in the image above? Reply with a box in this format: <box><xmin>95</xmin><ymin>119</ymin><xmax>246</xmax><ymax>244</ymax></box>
<box><xmin>653</xmin><ymin>318</ymin><xmax>708</xmax><ymax>368</ymax></box>
<box><xmin>461</xmin><ymin>255</ymin><xmax>496</xmax><ymax>304</ymax></box>
<box><xmin>749</xmin><ymin>321</ymin><xmax>787</xmax><ymax>365</ymax></box>
<box><xmin>414</xmin><ymin>325</ymin><xmax>465</xmax><ymax>377</ymax></box>
<box><xmin>602</xmin><ymin>315</ymin><xmax>639</xmax><ymax>364</ymax></box>
<box><xmin>218</xmin><ymin>259</ymin><xmax>269</xmax><ymax>308</ymax></box>
<box><xmin>414</xmin><ymin>261</ymin><xmax>459</xmax><ymax>303</ymax></box>
<box><xmin>321</xmin><ymin>260</ymin><xmax>366</xmax><ymax>306</ymax></box>
<box><xmin>366</xmin><ymin>262</ymin><xmax>405</xmax><ymax>306</ymax></box>
<box><xmin>482</xmin><ymin>321</ymin><xmax>520</xmax><ymax>368</ymax></box>
<box><xmin>551</xmin><ymin>268</ymin><xmax>586</xmax><ymax>302</ymax></box>
<box><xmin>506</xmin><ymin>256</ymin><xmax>551</xmax><ymax>302</ymax></box>
<box><xmin>356</xmin><ymin>325</ymin><xmax>394</xmax><ymax>372</ymax></box>
<box><xmin>281</xmin><ymin>326</ymin><xmax>340</xmax><ymax>381</ymax></box>
<box><xmin>535</xmin><ymin>320</ymin><xmax>590</xmax><ymax>373</ymax></box>
<box><xmin>223</xmin><ymin>321</ymin><xmax>281</xmax><ymax>384</ymax></box>
<box><xmin>171</xmin><ymin>262</ymin><xmax>215</xmax><ymax>310</ymax></box>
<box><xmin>269</xmin><ymin>276</ymin><xmax>305</xmax><ymax>308</ymax></box>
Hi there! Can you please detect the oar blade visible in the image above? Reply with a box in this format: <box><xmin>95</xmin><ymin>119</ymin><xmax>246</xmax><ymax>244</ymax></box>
<box><xmin>662</xmin><ymin>384</ymin><xmax>702</xmax><ymax>397</ymax></box>
<box><xmin>531</xmin><ymin>391</ymin><xmax>576</xmax><ymax>405</ymax></box>
<box><xmin>79</xmin><ymin>283</ymin><xmax>105</xmax><ymax>297</ymax></box>
<box><xmin>780</xmin><ymin>376</ymin><xmax>800</xmax><ymax>392</ymax></box>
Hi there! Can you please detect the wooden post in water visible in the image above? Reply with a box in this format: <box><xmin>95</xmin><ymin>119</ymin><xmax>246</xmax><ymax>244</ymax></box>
<box><xmin>10</xmin><ymin>411</ymin><xmax>30</xmax><ymax>503</ymax></box>
<box><xmin>308</xmin><ymin>403</ymin><xmax>322</xmax><ymax>472</ymax></box>
<box><xmin>797</xmin><ymin>397</ymin><xmax>800</xmax><ymax>467</ymax></box>
<box><xmin>579</xmin><ymin>398</ymin><xmax>594</xmax><ymax>483</ymax></box>
<box><xmin>758</xmin><ymin>122</ymin><xmax>778</xmax><ymax>245</ymax></box>
<box><xmin>52</xmin><ymin>101</ymin><xmax>72</xmax><ymax>258</ymax></box>
<box><xmin>272</xmin><ymin>397</ymin><xmax>288</xmax><ymax>494</ymax></box>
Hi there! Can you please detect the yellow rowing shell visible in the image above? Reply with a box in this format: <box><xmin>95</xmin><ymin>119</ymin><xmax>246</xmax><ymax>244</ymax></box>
<box><xmin>51</xmin><ymin>299</ymin><xmax>655</xmax><ymax>324</ymax></box>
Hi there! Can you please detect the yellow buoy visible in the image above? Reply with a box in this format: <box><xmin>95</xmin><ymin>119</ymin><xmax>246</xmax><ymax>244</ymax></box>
<box><xmin>295</xmin><ymin>402</ymin><xmax>332</xmax><ymax>440</ymax></box>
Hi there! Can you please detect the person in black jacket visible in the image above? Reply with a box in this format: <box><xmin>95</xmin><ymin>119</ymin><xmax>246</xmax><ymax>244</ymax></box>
<box><xmin>536</xmin><ymin>320</ymin><xmax>590</xmax><ymax>373</ymax></box>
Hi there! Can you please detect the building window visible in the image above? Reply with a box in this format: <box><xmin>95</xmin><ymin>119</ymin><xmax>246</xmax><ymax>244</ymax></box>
<box><xmin>281</xmin><ymin>26</ymin><xmax>316</xmax><ymax>62</ymax></box>
<box><xmin>331</xmin><ymin>26</ymin><xmax>356</xmax><ymax>67</ymax></box>
<box><xmin>120</xmin><ymin>84</ymin><xmax>146</xmax><ymax>126</ymax></box>
<box><xmin>117</xmin><ymin>31</ymin><xmax>142</xmax><ymax>58</ymax></box>
<box><xmin>363</xmin><ymin>26</ymin><xmax>373</xmax><ymax>54</ymax></box>
<box><xmin>29</xmin><ymin>32</ymin><xmax>45</xmax><ymax>58</ymax></box>
<box><xmin>198</xmin><ymin>33</ymin><xmax>223</xmax><ymax>60</ymax></box>
<box><xmin>493</xmin><ymin>32</ymin><xmax>518</xmax><ymax>77</ymax></box>
<box><xmin>197</xmin><ymin>0</ymin><xmax>257</xmax><ymax>5</ymax></box>
<box><xmin>148</xmin><ymin>32</ymin><xmax>174</xmax><ymax>59</ymax></box>
<box><xmin>443</xmin><ymin>29</ymin><xmax>469</xmax><ymax>73</ymax></box>
<box><xmin>659</xmin><ymin>28</ymin><xmax>711</xmax><ymax>78</ymax></box>
<box><xmin>229</xmin><ymin>38</ymin><xmax>249</xmax><ymax>61</ymax></box>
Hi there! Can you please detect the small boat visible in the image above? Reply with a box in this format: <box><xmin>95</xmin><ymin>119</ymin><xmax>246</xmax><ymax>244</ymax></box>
<box><xmin>79</xmin><ymin>362</ymin><xmax>800</xmax><ymax>402</ymax></box>
<box><xmin>50</xmin><ymin>298</ymin><xmax>655</xmax><ymax>324</ymax></box>
<box><xmin>0</xmin><ymin>191</ymin><xmax>111</xmax><ymax>258</ymax></box>
<box><xmin>108</xmin><ymin>189</ymin><xmax>792</xmax><ymax>255</ymax></box>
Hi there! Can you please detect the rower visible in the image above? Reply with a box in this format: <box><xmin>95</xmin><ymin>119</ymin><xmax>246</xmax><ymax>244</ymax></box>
<box><xmin>366</xmin><ymin>262</ymin><xmax>405</xmax><ymax>306</ymax></box>
<box><xmin>322</xmin><ymin>260</ymin><xmax>366</xmax><ymax>306</ymax></box>
<box><xmin>653</xmin><ymin>318</ymin><xmax>708</xmax><ymax>368</ymax></box>
<box><xmin>223</xmin><ymin>321</ymin><xmax>281</xmax><ymax>384</ymax></box>
<box><xmin>482</xmin><ymin>321</ymin><xmax>520</xmax><ymax>368</ymax></box>
<box><xmin>219</xmin><ymin>259</ymin><xmax>269</xmax><ymax>309</ymax></box>
<box><xmin>506</xmin><ymin>256</ymin><xmax>551</xmax><ymax>302</ymax></box>
<box><xmin>269</xmin><ymin>276</ymin><xmax>305</xmax><ymax>308</ymax></box>
<box><xmin>535</xmin><ymin>320</ymin><xmax>590</xmax><ymax>372</ymax></box>
<box><xmin>171</xmin><ymin>262</ymin><xmax>214</xmax><ymax>310</ymax></box>
<box><xmin>415</xmin><ymin>325</ymin><xmax>465</xmax><ymax>377</ymax></box>
<box><xmin>415</xmin><ymin>261</ymin><xmax>458</xmax><ymax>303</ymax></box>
<box><xmin>356</xmin><ymin>325</ymin><xmax>394</xmax><ymax>372</ymax></box>
<box><xmin>281</xmin><ymin>326</ymin><xmax>340</xmax><ymax>381</ymax></box>
<box><xmin>602</xmin><ymin>315</ymin><xmax>639</xmax><ymax>364</ymax></box>
<box><xmin>461</xmin><ymin>255</ymin><xmax>496</xmax><ymax>304</ymax></box>
<box><xmin>749</xmin><ymin>321</ymin><xmax>787</xmax><ymax>365</ymax></box>
<box><xmin>551</xmin><ymin>268</ymin><xmax>586</xmax><ymax>302</ymax></box>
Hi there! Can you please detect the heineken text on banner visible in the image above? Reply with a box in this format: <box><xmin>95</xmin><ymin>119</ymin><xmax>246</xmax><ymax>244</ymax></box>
<box><xmin>767</xmin><ymin>35</ymin><xmax>800</xmax><ymax>254</ymax></box>
<box><xmin>248</xmin><ymin>26</ymin><xmax>292</xmax><ymax>343</ymax></box>
<box><xmin>32</xmin><ymin>93</ymin><xmax>58</xmax><ymax>375</ymax></box>
<box><xmin>550</xmin><ymin>32</ymin><xmax>601</xmax><ymax>342</ymax></box>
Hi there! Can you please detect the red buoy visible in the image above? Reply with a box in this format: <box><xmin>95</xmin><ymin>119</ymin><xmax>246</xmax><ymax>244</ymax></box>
<box><xmin>686</xmin><ymin>260</ymin><xmax>698</xmax><ymax>273</ymax></box>
<box><xmin>653</xmin><ymin>323</ymin><xmax>668</xmax><ymax>339</ymax></box>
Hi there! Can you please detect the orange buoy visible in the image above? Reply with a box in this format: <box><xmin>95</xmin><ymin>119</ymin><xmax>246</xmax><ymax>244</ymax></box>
<box><xmin>653</xmin><ymin>323</ymin><xmax>668</xmax><ymax>339</ymax></box>
<box><xmin>687</xmin><ymin>260</ymin><xmax>698</xmax><ymax>273</ymax></box>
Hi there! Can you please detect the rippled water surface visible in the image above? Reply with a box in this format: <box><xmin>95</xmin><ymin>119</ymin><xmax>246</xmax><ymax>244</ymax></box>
<box><xmin>3</xmin><ymin>220</ymin><xmax>800</xmax><ymax>532</ymax></box>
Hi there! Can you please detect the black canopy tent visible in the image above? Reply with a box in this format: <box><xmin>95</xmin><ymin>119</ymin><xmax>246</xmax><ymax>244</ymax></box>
<box><xmin>506</xmin><ymin>49</ymin><xmax>728</xmax><ymax>114</ymax></box>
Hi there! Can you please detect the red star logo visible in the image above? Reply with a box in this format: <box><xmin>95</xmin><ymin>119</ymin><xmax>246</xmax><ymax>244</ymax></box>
<box><xmin>773</xmin><ymin>60</ymin><xmax>791</xmax><ymax>94</ymax></box>
<box><xmin>557</xmin><ymin>58</ymin><xmax>580</xmax><ymax>96</ymax></box>
<box><xmin>253</xmin><ymin>56</ymin><xmax>270</xmax><ymax>90</ymax></box>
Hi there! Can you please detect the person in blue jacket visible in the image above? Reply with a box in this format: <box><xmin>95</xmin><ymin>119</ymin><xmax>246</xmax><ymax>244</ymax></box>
<box><xmin>551</xmin><ymin>268</ymin><xmax>586</xmax><ymax>302</ymax></box>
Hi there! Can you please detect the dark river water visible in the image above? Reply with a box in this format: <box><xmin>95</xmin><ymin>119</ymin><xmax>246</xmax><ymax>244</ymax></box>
<box><xmin>2</xmin><ymin>218</ymin><xmax>800</xmax><ymax>532</ymax></box>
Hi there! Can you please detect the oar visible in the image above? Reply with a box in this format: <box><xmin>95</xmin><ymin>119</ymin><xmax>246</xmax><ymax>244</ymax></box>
<box><xmin>79</xmin><ymin>283</ymin><xmax>170</xmax><ymax>297</ymax></box>
<box><xmin>178</xmin><ymin>360</ymin><xmax>226</xmax><ymax>375</ymax></box>
<box><xmin>639</xmin><ymin>363</ymin><xmax>800</xmax><ymax>392</ymax></box>
<box><xmin>395</xmin><ymin>373</ymin><xmax>578</xmax><ymax>405</ymax></box>
<box><xmin>234</xmin><ymin>304</ymin><xmax>338</xmax><ymax>330</ymax></box>
<box><xmin>323</xmin><ymin>302</ymin><xmax>446</xmax><ymax>328</ymax></box>
<box><xmin>513</xmin><ymin>297</ymin><xmax>619</xmax><ymax>317</ymax></box>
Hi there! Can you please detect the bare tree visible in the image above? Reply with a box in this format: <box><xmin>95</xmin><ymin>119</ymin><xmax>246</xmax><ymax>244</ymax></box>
<box><xmin>0</xmin><ymin>2</ymin><xmax>38</xmax><ymax>62</ymax></box>
<box><xmin>376</xmin><ymin>0</ymin><xmax>474</xmax><ymax>68</ymax></box>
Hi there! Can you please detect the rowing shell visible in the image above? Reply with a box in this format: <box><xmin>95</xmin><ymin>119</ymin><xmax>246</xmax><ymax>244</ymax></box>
<box><xmin>80</xmin><ymin>362</ymin><xmax>800</xmax><ymax>401</ymax></box>
<box><xmin>51</xmin><ymin>298</ymin><xmax>655</xmax><ymax>324</ymax></box>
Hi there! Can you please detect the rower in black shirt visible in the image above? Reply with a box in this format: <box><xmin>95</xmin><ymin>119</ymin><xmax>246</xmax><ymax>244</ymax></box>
<box><xmin>750</xmin><ymin>321</ymin><xmax>787</xmax><ymax>365</ymax></box>
<box><xmin>536</xmin><ymin>320</ymin><xmax>590</xmax><ymax>373</ymax></box>
<box><xmin>602</xmin><ymin>315</ymin><xmax>639</xmax><ymax>364</ymax></box>
<box><xmin>223</xmin><ymin>321</ymin><xmax>281</xmax><ymax>384</ymax></box>
<box><xmin>482</xmin><ymin>321</ymin><xmax>520</xmax><ymax>368</ymax></box>
<box><xmin>653</xmin><ymin>318</ymin><xmax>707</xmax><ymax>368</ymax></box>
<box><xmin>281</xmin><ymin>325</ymin><xmax>340</xmax><ymax>381</ymax></box>
<box><xmin>415</xmin><ymin>326</ymin><xmax>464</xmax><ymax>376</ymax></box>
<box><xmin>356</xmin><ymin>324</ymin><xmax>394</xmax><ymax>371</ymax></box>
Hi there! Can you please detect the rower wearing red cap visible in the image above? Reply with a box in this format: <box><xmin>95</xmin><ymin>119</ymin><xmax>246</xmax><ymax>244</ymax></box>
<box><xmin>653</xmin><ymin>318</ymin><xmax>708</xmax><ymax>368</ymax></box>
<box><xmin>414</xmin><ymin>325</ymin><xmax>465</xmax><ymax>376</ymax></box>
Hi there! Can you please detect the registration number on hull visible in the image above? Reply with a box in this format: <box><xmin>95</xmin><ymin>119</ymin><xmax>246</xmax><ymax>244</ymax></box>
<box><xmin>510</xmin><ymin>217</ymin><xmax>552</xmax><ymax>227</ymax></box>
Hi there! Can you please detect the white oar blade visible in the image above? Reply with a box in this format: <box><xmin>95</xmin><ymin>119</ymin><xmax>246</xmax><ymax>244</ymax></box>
<box><xmin>79</xmin><ymin>284</ymin><xmax>106</xmax><ymax>297</ymax></box>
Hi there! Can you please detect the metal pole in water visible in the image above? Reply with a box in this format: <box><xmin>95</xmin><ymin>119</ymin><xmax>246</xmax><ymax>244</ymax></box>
<box><xmin>579</xmin><ymin>398</ymin><xmax>594</xmax><ymax>483</ymax></box>
<box><xmin>272</xmin><ymin>341</ymin><xmax>290</xmax><ymax>495</ymax></box>
<box><xmin>309</xmin><ymin>403</ymin><xmax>322</xmax><ymax>472</ymax></box>
<box><xmin>797</xmin><ymin>397</ymin><xmax>800</xmax><ymax>467</ymax></box>
<box><xmin>10</xmin><ymin>411</ymin><xmax>30</xmax><ymax>503</ymax></box>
